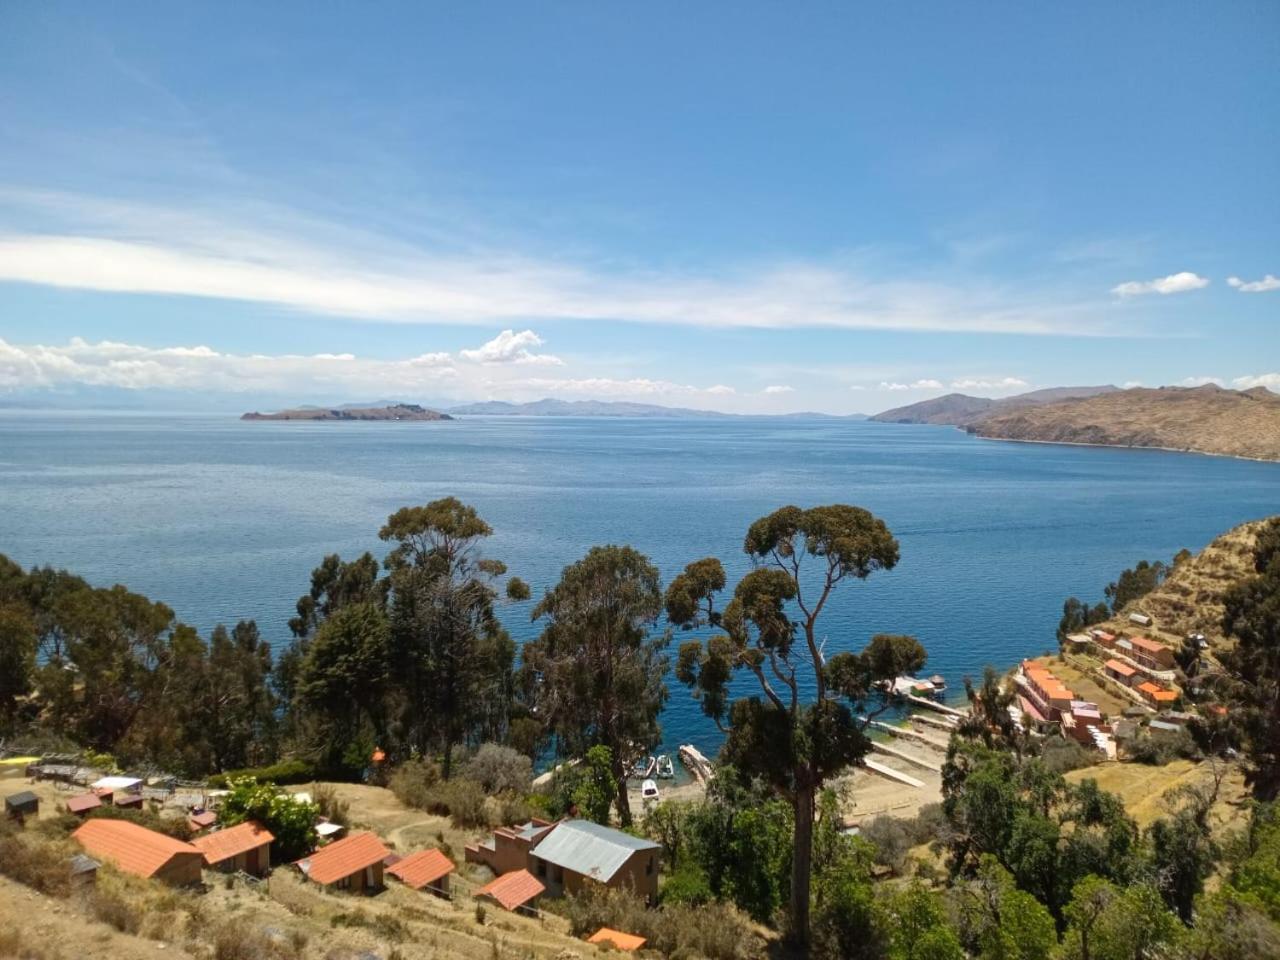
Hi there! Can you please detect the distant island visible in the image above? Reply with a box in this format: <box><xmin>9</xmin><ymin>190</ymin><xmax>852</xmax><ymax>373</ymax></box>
<box><xmin>241</xmin><ymin>403</ymin><xmax>453</xmax><ymax>421</ymax></box>
<box><xmin>873</xmin><ymin>383</ymin><xmax>1280</xmax><ymax>461</ymax></box>
<box><xmin>870</xmin><ymin>385</ymin><xmax>1119</xmax><ymax>426</ymax></box>
<box><xmin>969</xmin><ymin>385</ymin><xmax>1280</xmax><ymax>461</ymax></box>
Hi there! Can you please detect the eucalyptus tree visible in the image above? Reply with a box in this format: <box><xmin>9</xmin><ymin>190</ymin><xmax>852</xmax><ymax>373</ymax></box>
<box><xmin>521</xmin><ymin>544</ymin><xmax>669</xmax><ymax>825</ymax></box>
<box><xmin>381</xmin><ymin>497</ymin><xmax>528</xmax><ymax>777</ymax></box>
<box><xmin>666</xmin><ymin>504</ymin><xmax>926</xmax><ymax>942</ymax></box>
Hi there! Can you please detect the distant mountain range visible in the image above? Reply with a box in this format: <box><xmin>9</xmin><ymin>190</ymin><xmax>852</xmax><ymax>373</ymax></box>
<box><xmin>870</xmin><ymin>385</ymin><xmax>1119</xmax><ymax>426</ymax></box>
<box><xmin>872</xmin><ymin>383</ymin><xmax>1280</xmax><ymax>461</ymax></box>
<box><xmin>241</xmin><ymin>403</ymin><xmax>453</xmax><ymax>422</ymax></box>
<box><xmin>445</xmin><ymin>398</ymin><xmax>868</xmax><ymax>419</ymax></box>
<box><xmin>969</xmin><ymin>385</ymin><xmax>1280</xmax><ymax>461</ymax></box>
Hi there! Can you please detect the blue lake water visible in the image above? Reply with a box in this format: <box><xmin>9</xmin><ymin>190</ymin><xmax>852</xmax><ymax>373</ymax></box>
<box><xmin>1</xmin><ymin>412</ymin><xmax>1276</xmax><ymax>754</ymax></box>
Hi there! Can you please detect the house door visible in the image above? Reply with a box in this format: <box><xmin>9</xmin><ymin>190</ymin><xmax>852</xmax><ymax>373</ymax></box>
<box><xmin>245</xmin><ymin>846</ymin><xmax>259</xmax><ymax>874</ymax></box>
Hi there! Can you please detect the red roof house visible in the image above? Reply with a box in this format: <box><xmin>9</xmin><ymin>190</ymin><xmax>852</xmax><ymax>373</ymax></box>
<box><xmin>386</xmin><ymin>848</ymin><xmax>455</xmax><ymax>894</ymax></box>
<box><xmin>73</xmin><ymin>819</ymin><xmax>203</xmax><ymax>885</ymax></box>
<box><xmin>475</xmin><ymin>869</ymin><xmax>545</xmax><ymax>913</ymax></box>
<box><xmin>191</xmin><ymin>821</ymin><xmax>274</xmax><ymax>876</ymax></box>
<box><xmin>65</xmin><ymin>794</ymin><xmax>102</xmax><ymax>817</ymax></box>
<box><xmin>295</xmin><ymin>831</ymin><xmax>389</xmax><ymax>892</ymax></box>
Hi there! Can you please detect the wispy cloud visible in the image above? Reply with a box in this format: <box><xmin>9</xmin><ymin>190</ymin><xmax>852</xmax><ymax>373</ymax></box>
<box><xmin>762</xmin><ymin>384</ymin><xmax>795</xmax><ymax>395</ymax></box>
<box><xmin>1227</xmin><ymin>275</ymin><xmax>1280</xmax><ymax>293</ymax></box>
<box><xmin>1111</xmin><ymin>271</ymin><xmax>1209</xmax><ymax>297</ymax></box>
<box><xmin>0</xmin><ymin>191</ymin><xmax>1123</xmax><ymax>336</ymax></box>
<box><xmin>1176</xmin><ymin>375</ymin><xmax>1223</xmax><ymax>387</ymax></box>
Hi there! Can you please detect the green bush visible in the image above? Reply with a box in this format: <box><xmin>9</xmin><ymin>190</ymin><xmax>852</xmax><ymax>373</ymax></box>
<box><xmin>388</xmin><ymin>759</ymin><xmax>441</xmax><ymax>809</ymax></box>
<box><xmin>208</xmin><ymin>759</ymin><xmax>315</xmax><ymax>788</ymax></box>
<box><xmin>463</xmin><ymin>743</ymin><xmax>533</xmax><ymax>794</ymax></box>
<box><xmin>388</xmin><ymin>761</ymin><xmax>492</xmax><ymax>828</ymax></box>
<box><xmin>564</xmin><ymin>885</ymin><xmax>763</xmax><ymax>960</ymax></box>
<box><xmin>659</xmin><ymin>861</ymin><xmax>712</xmax><ymax>906</ymax></box>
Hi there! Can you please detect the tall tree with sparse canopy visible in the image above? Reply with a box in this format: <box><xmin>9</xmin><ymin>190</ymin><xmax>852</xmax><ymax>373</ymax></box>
<box><xmin>666</xmin><ymin>504</ymin><xmax>926</xmax><ymax>943</ymax></box>
<box><xmin>521</xmin><ymin>544</ymin><xmax>669</xmax><ymax>826</ymax></box>
<box><xmin>382</xmin><ymin>498</ymin><xmax>528</xmax><ymax>777</ymax></box>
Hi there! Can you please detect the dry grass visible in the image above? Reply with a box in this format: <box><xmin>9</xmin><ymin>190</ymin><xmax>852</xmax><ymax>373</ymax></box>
<box><xmin>1096</xmin><ymin>517</ymin><xmax>1273</xmax><ymax>650</ymax></box>
<box><xmin>1065</xmin><ymin>758</ymin><xmax>1248</xmax><ymax>832</ymax></box>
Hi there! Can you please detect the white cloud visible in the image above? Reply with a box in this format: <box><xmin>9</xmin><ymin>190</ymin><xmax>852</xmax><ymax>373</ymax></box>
<box><xmin>949</xmin><ymin>377</ymin><xmax>1028</xmax><ymax>390</ymax></box>
<box><xmin>1111</xmin><ymin>272</ymin><xmax>1209</xmax><ymax>297</ymax></box>
<box><xmin>763</xmin><ymin>384</ymin><xmax>794</xmax><ymax>395</ymax></box>
<box><xmin>1227</xmin><ymin>274</ymin><xmax>1280</xmax><ymax>293</ymax></box>
<box><xmin>1232</xmin><ymin>373</ymin><xmax>1280</xmax><ymax>390</ymax></box>
<box><xmin>1122</xmin><ymin>380</ymin><xmax>1144</xmax><ymax>388</ymax></box>
<box><xmin>0</xmin><ymin>335</ymin><xmax>747</xmax><ymax>407</ymax></box>
<box><xmin>459</xmin><ymin>329</ymin><xmax>562</xmax><ymax>365</ymax></box>
<box><xmin>880</xmin><ymin>379</ymin><xmax>944</xmax><ymax>392</ymax></box>
<box><xmin>1176</xmin><ymin>376</ymin><xmax>1223</xmax><ymax>387</ymax></box>
<box><xmin>0</xmin><ymin>191</ymin><xmax>1123</xmax><ymax>336</ymax></box>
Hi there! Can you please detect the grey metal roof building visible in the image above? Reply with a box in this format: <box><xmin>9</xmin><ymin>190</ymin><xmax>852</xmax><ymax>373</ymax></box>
<box><xmin>531</xmin><ymin>820</ymin><xmax>659</xmax><ymax>882</ymax></box>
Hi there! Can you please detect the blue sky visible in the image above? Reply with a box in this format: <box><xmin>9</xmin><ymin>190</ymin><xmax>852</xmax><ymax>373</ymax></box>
<box><xmin>0</xmin><ymin>2</ymin><xmax>1276</xmax><ymax>412</ymax></box>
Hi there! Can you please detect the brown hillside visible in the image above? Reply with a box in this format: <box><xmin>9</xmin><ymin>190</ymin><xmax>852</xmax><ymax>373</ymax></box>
<box><xmin>1096</xmin><ymin>517</ymin><xmax>1275</xmax><ymax>649</ymax></box>
<box><xmin>969</xmin><ymin>385</ymin><xmax>1280</xmax><ymax>461</ymax></box>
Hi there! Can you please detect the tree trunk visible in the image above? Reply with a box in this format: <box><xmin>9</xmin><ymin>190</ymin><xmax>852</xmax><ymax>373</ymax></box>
<box><xmin>790</xmin><ymin>782</ymin><xmax>816</xmax><ymax>943</ymax></box>
<box><xmin>613</xmin><ymin>754</ymin><xmax>632</xmax><ymax>826</ymax></box>
<box><xmin>442</xmin><ymin>740</ymin><xmax>454</xmax><ymax>780</ymax></box>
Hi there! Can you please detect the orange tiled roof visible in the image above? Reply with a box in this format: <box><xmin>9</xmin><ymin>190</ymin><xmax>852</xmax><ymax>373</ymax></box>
<box><xmin>296</xmin><ymin>831</ymin><xmax>389</xmax><ymax>885</ymax></box>
<box><xmin>191</xmin><ymin>820</ymin><xmax>274</xmax><ymax>865</ymax></box>
<box><xmin>386</xmin><ymin>848</ymin><xmax>455</xmax><ymax>889</ymax></box>
<box><xmin>1151</xmin><ymin>689</ymin><xmax>1178</xmax><ymax>702</ymax></box>
<box><xmin>588</xmin><ymin>928</ymin><xmax>647</xmax><ymax>951</ymax></box>
<box><xmin>73</xmin><ymin>818</ymin><xmax>200</xmax><ymax>879</ymax></box>
<box><xmin>476</xmin><ymin>869</ymin><xmax>545</xmax><ymax>911</ymax></box>
<box><xmin>66</xmin><ymin>794</ymin><xmax>102</xmax><ymax>814</ymax></box>
<box><xmin>188</xmin><ymin>810</ymin><xmax>218</xmax><ymax>830</ymax></box>
<box><xmin>1136</xmin><ymin>681</ymin><xmax>1161</xmax><ymax>695</ymax></box>
<box><xmin>1129</xmin><ymin>636</ymin><xmax>1168</xmax><ymax>653</ymax></box>
<box><xmin>1104</xmin><ymin>659</ymin><xmax>1137</xmax><ymax>677</ymax></box>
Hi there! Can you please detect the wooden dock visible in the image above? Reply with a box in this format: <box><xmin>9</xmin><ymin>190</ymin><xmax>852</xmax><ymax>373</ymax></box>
<box><xmin>905</xmin><ymin>694</ymin><xmax>968</xmax><ymax>718</ymax></box>
<box><xmin>870</xmin><ymin>742</ymin><xmax>942</xmax><ymax>773</ymax></box>
<box><xmin>909</xmin><ymin>713</ymin><xmax>957</xmax><ymax>733</ymax></box>
<box><xmin>871</xmin><ymin>720</ymin><xmax>949</xmax><ymax>751</ymax></box>
<box><xmin>862</xmin><ymin>758</ymin><xmax>925</xmax><ymax>789</ymax></box>
<box><xmin>677</xmin><ymin>744</ymin><xmax>714</xmax><ymax>784</ymax></box>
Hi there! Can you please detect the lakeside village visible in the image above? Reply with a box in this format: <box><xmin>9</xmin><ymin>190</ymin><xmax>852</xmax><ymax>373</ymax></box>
<box><xmin>3</xmin><ymin>613</ymin><xmax>1207</xmax><ymax>913</ymax></box>
<box><xmin>4</xmin><ymin>506</ymin><xmax>1278</xmax><ymax>960</ymax></box>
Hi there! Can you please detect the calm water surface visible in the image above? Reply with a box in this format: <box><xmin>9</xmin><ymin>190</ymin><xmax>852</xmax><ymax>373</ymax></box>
<box><xmin>1</xmin><ymin>413</ymin><xmax>1276</xmax><ymax>752</ymax></box>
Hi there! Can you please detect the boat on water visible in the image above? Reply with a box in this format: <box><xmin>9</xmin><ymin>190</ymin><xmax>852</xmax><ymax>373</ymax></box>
<box><xmin>655</xmin><ymin>754</ymin><xmax>675</xmax><ymax>779</ymax></box>
<box><xmin>641</xmin><ymin>778</ymin><xmax>660</xmax><ymax>802</ymax></box>
<box><xmin>886</xmin><ymin>674</ymin><xmax>947</xmax><ymax>700</ymax></box>
<box><xmin>631</xmin><ymin>755</ymin><xmax>656</xmax><ymax>779</ymax></box>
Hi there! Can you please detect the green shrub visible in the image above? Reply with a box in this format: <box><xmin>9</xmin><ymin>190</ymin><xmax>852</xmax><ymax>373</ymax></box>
<box><xmin>659</xmin><ymin>861</ymin><xmax>712</xmax><ymax>906</ymax></box>
<box><xmin>564</xmin><ymin>885</ymin><xmax>763</xmax><ymax>960</ymax></box>
<box><xmin>208</xmin><ymin>759</ymin><xmax>315</xmax><ymax>788</ymax></box>
<box><xmin>389</xmin><ymin>759</ymin><xmax>441</xmax><ymax>809</ymax></box>
<box><xmin>464</xmin><ymin>743</ymin><xmax>533</xmax><ymax>794</ymax></box>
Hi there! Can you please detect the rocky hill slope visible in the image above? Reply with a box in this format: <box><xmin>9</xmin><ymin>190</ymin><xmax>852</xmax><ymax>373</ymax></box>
<box><xmin>970</xmin><ymin>385</ymin><xmax>1280</xmax><ymax>461</ymax></box>
<box><xmin>871</xmin><ymin>385</ymin><xmax>1117</xmax><ymax>426</ymax></box>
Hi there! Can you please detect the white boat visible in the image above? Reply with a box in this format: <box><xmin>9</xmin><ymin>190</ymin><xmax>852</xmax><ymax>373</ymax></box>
<box><xmin>655</xmin><ymin>754</ymin><xmax>675</xmax><ymax>779</ymax></box>
<box><xmin>641</xmin><ymin>778</ymin><xmax>660</xmax><ymax>802</ymax></box>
